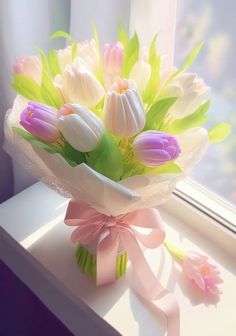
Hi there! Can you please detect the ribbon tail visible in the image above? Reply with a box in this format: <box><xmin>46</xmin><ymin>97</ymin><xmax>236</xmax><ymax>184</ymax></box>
<box><xmin>96</xmin><ymin>230</ymin><xmax>120</xmax><ymax>286</ymax></box>
<box><xmin>120</xmin><ymin>230</ymin><xmax>180</xmax><ymax>336</ymax></box>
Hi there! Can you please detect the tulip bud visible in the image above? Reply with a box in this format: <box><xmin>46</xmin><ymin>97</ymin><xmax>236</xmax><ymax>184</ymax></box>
<box><xmin>20</xmin><ymin>101</ymin><xmax>59</xmax><ymax>143</ymax></box>
<box><xmin>167</xmin><ymin>73</ymin><xmax>210</xmax><ymax>119</ymax></box>
<box><xmin>104</xmin><ymin>79</ymin><xmax>145</xmax><ymax>137</ymax></box>
<box><xmin>57</xmin><ymin>46</ymin><xmax>73</xmax><ymax>72</ymax></box>
<box><xmin>159</xmin><ymin>55</ymin><xmax>177</xmax><ymax>80</ymax></box>
<box><xmin>59</xmin><ymin>103</ymin><xmax>104</xmax><ymax>152</ymax></box>
<box><xmin>103</xmin><ymin>42</ymin><xmax>123</xmax><ymax>76</ymax></box>
<box><xmin>76</xmin><ymin>39</ymin><xmax>100</xmax><ymax>73</ymax></box>
<box><xmin>175</xmin><ymin>127</ymin><xmax>209</xmax><ymax>171</ymax></box>
<box><xmin>13</xmin><ymin>56</ymin><xmax>42</xmax><ymax>84</ymax></box>
<box><xmin>133</xmin><ymin>131</ymin><xmax>181</xmax><ymax>167</ymax></box>
<box><xmin>61</xmin><ymin>64</ymin><xmax>105</xmax><ymax>107</ymax></box>
<box><xmin>130</xmin><ymin>60</ymin><xmax>151</xmax><ymax>92</ymax></box>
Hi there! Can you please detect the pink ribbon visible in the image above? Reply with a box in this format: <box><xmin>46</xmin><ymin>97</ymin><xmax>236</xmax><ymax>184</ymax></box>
<box><xmin>65</xmin><ymin>200</ymin><xmax>180</xmax><ymax>336</ymax></box>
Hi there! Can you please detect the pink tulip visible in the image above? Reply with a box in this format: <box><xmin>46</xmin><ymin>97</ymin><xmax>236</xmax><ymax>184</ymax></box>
<box><xmin>12</xmin><ymin>56</ymin><xmax>42</xmax><ymax>84</ymax></box>
<box><xmin>183</xmin><ymin>252</ymin><xmax>223</xmax><ymax>295</ymax></box>
<box><xmin>103</xmin><ymin>43</ymin><xmax>123</xmax><ymax>76</ymax></box>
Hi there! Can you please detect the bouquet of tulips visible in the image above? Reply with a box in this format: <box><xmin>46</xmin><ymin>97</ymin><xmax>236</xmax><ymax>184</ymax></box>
<box><xmin>4</xmin><ymin>26</ymin><xmax>229</xmax><ymax>301</ymax></box>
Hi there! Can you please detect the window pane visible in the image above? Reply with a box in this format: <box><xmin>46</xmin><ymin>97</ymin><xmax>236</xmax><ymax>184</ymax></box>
<box><xmin>175</xmin><ymin>0</ymin><xmax>236</xmax><ymax>206</ymax></box>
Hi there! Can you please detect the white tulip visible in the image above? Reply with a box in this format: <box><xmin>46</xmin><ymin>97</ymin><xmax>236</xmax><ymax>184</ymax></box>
<box><xmin>76</xmin><ymin>39</ymin><xmax>100</xmax><ymax>73</ymax></box>
<box><xmin>159</xmin><ymin>69</ymin><xmax>210</xmax><ymax>120</ymax></box>
<box><xmin>158</xmin><ymin>55</ymin><xmax>177</xmax><ymax>91</ymax></box>
<box><xmin>104</xmin><ymin>82</ymin><xmax>145</xmax><ymax>137</ymax></box>
<box><xmin>57</xmin><ymin>46</ymin><xmax>73</xmax><ymax>72</ymax></box>
<box><xmin>167</xmin><ymin>73</ymin><xmax>210</xmax><ymax>119</ymax></box>
<box><xmin>130</xmin><ymin>60</ymin><xmax>151</xmax><ymax>92</ymax></box>
<box><xmin>59</xmin><ymin>103</ymin><xmax>104</xmax><ymax>152</ymax></box>
<box><xmin>175</xmin><ymin>127</ymin><xmax>209</xmax><ymax>172</ymax></box>
<box><xmin>61</xmin><ymin>64</ymin><xmax>105</xmax><ymax>107</ymax></box>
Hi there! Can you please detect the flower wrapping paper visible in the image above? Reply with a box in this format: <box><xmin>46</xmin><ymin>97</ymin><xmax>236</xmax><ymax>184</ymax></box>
<box><xmin>4</xmin><ymin>95</ymin><xmax>208</xmax><ymax>217</ymax></box>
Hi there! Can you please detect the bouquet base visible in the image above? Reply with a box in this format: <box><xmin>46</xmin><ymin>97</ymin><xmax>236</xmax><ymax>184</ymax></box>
<box><xmin>75</xmin><ymin>245</ymin><xmax>128</xmax><ymax>282</ymax></box>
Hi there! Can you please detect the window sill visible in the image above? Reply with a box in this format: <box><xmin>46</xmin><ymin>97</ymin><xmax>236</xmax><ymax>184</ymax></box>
<box><xmin>0</xmin><ymin>182</ymin><xmax>235</xmax><ymax>336</ymax></box>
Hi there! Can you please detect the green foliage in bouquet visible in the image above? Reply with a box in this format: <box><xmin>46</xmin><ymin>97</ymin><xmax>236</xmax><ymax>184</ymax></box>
<box><xmin>86</xmin><ymin>133</ymin><xmax>123</xmax><ymax>181</ymax></box>
<box><xmin>13</xmin><ymin>127</ymin><xmax>85</xmax><ymax>166</ymax></box>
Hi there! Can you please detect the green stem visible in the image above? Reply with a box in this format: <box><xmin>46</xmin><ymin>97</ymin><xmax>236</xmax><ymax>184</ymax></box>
<box><xmin>164</xmin><ymin>240</ymin><xmax>185</xmax><ymax>262</ymax></box>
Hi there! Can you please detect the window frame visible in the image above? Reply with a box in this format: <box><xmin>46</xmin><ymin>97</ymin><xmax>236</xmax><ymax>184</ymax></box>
<box><xmin>161</xmin><ymin>179</ymin><xmax>236</xmax><ymax>260</ymax></box>
<box><xmin>175</xmin><ymin>179</ymin><xmax>236</xmax><ymax>233</ymax></box>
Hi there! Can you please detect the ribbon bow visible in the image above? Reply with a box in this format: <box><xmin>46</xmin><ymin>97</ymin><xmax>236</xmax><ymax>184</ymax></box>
<box><xmin>65</xmin><ymin>200</ymin><xmax>179</xmax><ymax>336</ymax></box>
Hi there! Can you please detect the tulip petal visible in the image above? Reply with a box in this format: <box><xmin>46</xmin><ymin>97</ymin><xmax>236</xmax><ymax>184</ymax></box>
<box><xmin>59</xmin><ymin>108</ymin><xmax>104</xmax><ymax>152</ymax></box>
<box><xmin>104</xmin><ymin>86</ymin><xmax>145</xmax><ymax>137</ymax></box>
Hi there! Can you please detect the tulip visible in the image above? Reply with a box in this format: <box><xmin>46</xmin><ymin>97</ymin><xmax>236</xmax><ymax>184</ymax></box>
<box><xmin>139</xmin><ymin>46</ymin><xmax>149</xmax><ymax>62</ymax></box>
<box><xmin>76</xmin><ymin>39</ymin><xmax>99</xmax><ymax>73</ymax></box>
<box><xmin>175</xmin><ymin>127</ymin><xmax>208</xmax><ymax>171</ymax></box>
<box><xmin>158</xmin><ymin>55</ymin><xmax>177</xmax><ymax>90</ymax></box>
<box><xmin>103</xmin><ymin>42</ymin><xmax>123</xmax><ymax>76</ymax></box>
<box><xmin>53</xmin><ymin>74</ymin><xmax>66</xmax><ymax>103</ymax></box>
<box><xmin>57</xmin><ymin>46</ymin><xmax>73</xmax><ymax>72</ymax></box>
<box><xmin>20</xmin><ymin>101</ymin><xmax>59</xmax><ymax>143</ymax></box>
<box><xmin>165</xmin><ymin>73</ymin><xmax>210</xmax><ymax>119</ymax></box>
<box><xmin>130</xmin><ymin>60</ymin><xmax>151</xmax><ymax>92</ymax></box>
<box><xmin>13</xmin><ymin>56</ymin><xmax>42</xmax><ymax>84</ymax></box>
<box><xmin>104</xmin><ymin>79</ymin><xmax>145</xmax><ymax>137</ymax></box>
<box><xmin>133</xmin><ymin>131</ymin><xmax>181</xmax><ymax>167</ymax></box>
<box><xmin>59</xmin><ymin>103</ymin><xmax>104</xmax><ymax>152</ymax></box>
<box><xmin>172</xmin><ymin>73</ymin><xmax>210</xmax><ymax>118</ymax></box>
<box><xmin>164</xmin><ymin>241</ymin><xmax>223</xmax><ymax>296</ymax></box>
<box><xmin>183</xmin><ymin>252</ymin><xmax>223</xmax><ymax>295</ymax></box>
<box><xmin>61</xmin><ymin>64</ymin><xmax>105</xmax><ymax>107</ymax></box>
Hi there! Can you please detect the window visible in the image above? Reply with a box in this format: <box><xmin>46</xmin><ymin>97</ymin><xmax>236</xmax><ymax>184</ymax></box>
<box><xmin>175</xmin><ymin>0</ymin><xmax>236</xmax><ymax>207</ymax></box>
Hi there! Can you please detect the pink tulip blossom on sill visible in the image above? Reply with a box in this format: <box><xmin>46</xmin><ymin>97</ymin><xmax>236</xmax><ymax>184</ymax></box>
<box><xmin>183</xmin><ymin>252</ymin><xmax>223</xmax><ymax>295</ymax></box>
<box><xmin>164</xmin><ymin>242</ymin><xmax>223</xmax><ymax>296</ymax></box>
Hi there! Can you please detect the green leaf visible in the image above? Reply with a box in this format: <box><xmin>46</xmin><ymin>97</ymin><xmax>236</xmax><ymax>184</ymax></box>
<box><xmin>172</xmin><ymin>42</ymin><xmax>204</xmax><ymax>79</ymax></box>
<box><xmin>145</xmin><ymin>97</ymin><xmax>178</xmax><ymax>130</ymax></box>
<box><xmin>13</xmin><ymin>127</ymin><xmax>86</xmax><ymax>166</ymax></box>
<box><xmin>123</xmin><ymin>32</ymin><xmax>139</xmax><ymax>78</ymax></box>
<box><xmin>142</xmin><ymin>35</ymin><xmax>161</xmax><ymax>104</ymax></box>
<box><xmin>71</xmin><ymin>41</ymin><xmax>78</xmax><ymax>60</ymax></box>
<box><xmin>92</xmin><ymin>24</ymin><xmax>100</xmax><ymax>50</ymax></box>
<box><xmin>13</xmin><ymin>127</ymin><xmax>59</xmax><ymax>153</ymax></box>
<box><xmin>166</xmin><ymin>100</ymin><xmax>210</xmax><ymax>134</ymax></box>
<box><xmin>50</xmin><ymin>30</ymin><xmax>73</xmax><ymax>42</ymax></box>
<box><xmin>86</xmin><ymin>133</ymin><xmax>123</xmax><ymax>181</ymax></box>
<box><xmin>50</xmin><ymin>30</ymin><xmax>77</xmax><ymax>61</ymax></box>
<box><xmin>38</xmin><ymin>48</ymin><xmax>64</xmax><ymax>108</ymax></box>
<box><xmin>148</xmin><ymin>34</ymin><xmax>158</xmax><ymax>65</ymax></box>
<box><xmin>12</xmin><ymin>74</ymin><xmax>42</xmax><ymax>102</ymax></box>
<box><xmin>208</xmin><ymin>123</ymin><xmax>231</xmax><ymax>144</ymax></box>
<box><xmin>60</xmin><ymin>134</ymin><xmax>86</xmax><ymax>166</ymax></box>
<box><xmin>118</xmin><ymin>23</ymin><xmax>129</xmax><ymax>48</ymax></box>
<box><xmin>48</xmin><ymin>49</ymin><xmax>61</xmax><ymax>76</ymax></box>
